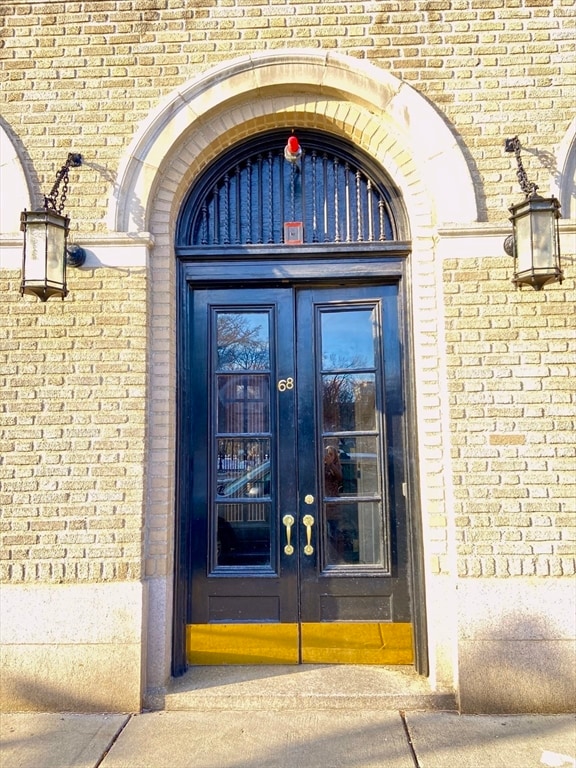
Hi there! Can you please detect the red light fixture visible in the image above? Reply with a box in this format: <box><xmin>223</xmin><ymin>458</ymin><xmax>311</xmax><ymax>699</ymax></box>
<box><xmin>284</xmin><ymin>133</ymin><xmax>302</xmax><ymax>164</ymax></box>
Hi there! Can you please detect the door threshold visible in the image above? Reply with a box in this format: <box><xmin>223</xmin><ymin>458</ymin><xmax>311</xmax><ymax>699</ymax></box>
<box><xmin>165</xmin><ymin>665</ymin><xmax>456</xmax><ymax>712</ymax></box>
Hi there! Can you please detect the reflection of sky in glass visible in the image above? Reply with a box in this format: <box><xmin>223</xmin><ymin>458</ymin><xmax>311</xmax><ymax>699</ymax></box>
<box><xmin>321</xmin><ymin>310</ymin><xmax>376</xmax><ymax>370</ymax></box>
<box><xmin>217</xmin><ymin>312</ymin><xmax>270</xmax><ymax>371</ymax></box>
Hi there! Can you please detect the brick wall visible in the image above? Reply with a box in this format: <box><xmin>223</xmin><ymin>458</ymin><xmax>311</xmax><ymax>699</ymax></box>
<box><xmin>0</xmin><ymin>269</ymin><xmax>147</xmax><ymax>584</ymax></box>
<box><xmin>444</xmin><ymin>256</ymin><xmax>576</xmax><ymax>579</ymax></box>
<box><xmin>1</xmin><ymin>1</ymin><xmax>574</xmax><ymax>231</ymax></box>
<box><xmin>1</xmin><ymin>0</ymin><xmax>574</xmax><ymax>590</ymax></box>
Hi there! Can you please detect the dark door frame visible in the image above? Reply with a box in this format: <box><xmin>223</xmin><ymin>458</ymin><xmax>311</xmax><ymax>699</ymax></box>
<box><xmin>172</xmin><ymin>246</ymin><xmax>428</xmax><ymax>677</ymax></box>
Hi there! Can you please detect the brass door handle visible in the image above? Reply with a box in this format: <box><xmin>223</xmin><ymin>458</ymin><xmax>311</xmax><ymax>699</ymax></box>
<box><xmin>302</xmin><ymin>514</ymin><xmax>315</xmax><ymax>555</ymax></box>
<box><xmin>282</xmin><ymin>514</ymin><xmax>295</xmax><ymax>555</ymax></box>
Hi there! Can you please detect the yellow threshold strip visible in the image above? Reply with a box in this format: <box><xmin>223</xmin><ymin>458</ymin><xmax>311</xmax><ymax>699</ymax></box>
<box><xmin>301</xmin><ymin>622</ymin><xmax>413</xmax><ymax>664</ymax></box>
<box><xmin>187</xmin><ymin>623</ymin><xmax>299</xmax><ymax>664</ymax></box>
<box><xmin>187</xmin><ymin>622</ymin><xmax>413</xmax><ymax>665</ymax></box>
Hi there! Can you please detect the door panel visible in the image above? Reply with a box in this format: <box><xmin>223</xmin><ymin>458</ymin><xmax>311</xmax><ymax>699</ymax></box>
<box><xmin>189</xmin><ymin>289</ymin><xmax>298</xmax><ymax>639</ymax></box>
<box><xmin>297</xmin><ymin>287</ymin><xmax>410</xmax><ymax>617</ymax></box>
<box><xmin>187</xmin><ymin>284</ymin><xmax>412</xmax><ymax>665</ymax></box>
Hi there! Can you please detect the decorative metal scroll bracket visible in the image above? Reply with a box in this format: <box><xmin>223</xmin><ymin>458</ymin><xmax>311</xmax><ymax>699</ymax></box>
<box><xmin>504</xmin><ymin>136</ymin><xmax>538</xmax><ymax>198</ymax></box>
<box><xmin>44</xmin><ymin>152</ymin><xmax>82</xmax><ymax>214</ymax></box>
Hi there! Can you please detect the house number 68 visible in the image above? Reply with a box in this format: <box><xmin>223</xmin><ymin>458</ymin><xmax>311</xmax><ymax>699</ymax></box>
<box><xmin>277</xmin><ymin>377</ymin><xmax>294</xmax><ymax>392</ymax></box>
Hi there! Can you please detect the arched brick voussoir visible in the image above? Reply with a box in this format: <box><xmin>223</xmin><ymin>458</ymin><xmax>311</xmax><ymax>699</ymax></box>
<box><xmin>154</xmin><ymin>100</ymin><xmax>426</xmax><ymax>244</ymax></box>
<box><xmin>109</xmin><ymin>50</ymin><xmax>479</xmax><ymax>234</ymax></box>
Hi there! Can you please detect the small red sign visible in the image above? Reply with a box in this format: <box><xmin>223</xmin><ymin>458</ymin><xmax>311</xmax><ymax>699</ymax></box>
<box><xmin>284</xmin><ymin>222</ymin><xmax>303</xmax><ymax>244</ymax></box>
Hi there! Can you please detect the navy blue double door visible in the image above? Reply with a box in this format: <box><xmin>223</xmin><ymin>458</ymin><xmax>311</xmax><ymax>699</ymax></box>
<box><xmin>185</xmin><ymin>282</ymin><xmax>413</xmax><ymax>664</ymax></box>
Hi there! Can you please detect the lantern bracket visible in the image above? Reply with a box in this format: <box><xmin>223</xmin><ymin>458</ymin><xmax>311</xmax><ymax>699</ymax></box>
<box><xmin>504</xmin><ymin>136</ymin><xmax>538</xmax><ymax>198</ymax></box>
<box><xmin>44</xmin><ymin>153</ymin><xmax>82</xmax><ymax>214</ymax></box>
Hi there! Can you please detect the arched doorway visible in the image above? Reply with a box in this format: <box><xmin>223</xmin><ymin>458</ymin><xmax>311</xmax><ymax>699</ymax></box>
<box><xmin>173</xmin><ymin>128</ymin><xmax>426</xmax><ymax>674</ymax></box>
<box><xmin>109</xmin><ymin>49</ymin><xmax>480</xmax><ymax>702</ymax></box>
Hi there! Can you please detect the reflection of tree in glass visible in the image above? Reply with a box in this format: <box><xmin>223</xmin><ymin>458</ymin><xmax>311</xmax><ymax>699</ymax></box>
<box><xmin>323</xmin><ymin>374</ymin><xmax>354</xmax><ymax>431</ymax></box>
<box><xmin>217</xmin><ymin>314</ymin><xmax>269</xmax><ymax>371</ymax></box>
<box><xmin>323</xmin><ymin>351</ymin><xmax>368</xmax><ymax>371</ymax></box>
<box><xmin>323</xmin><ymin>370</ymin><xmax>375</xmax><ymax>433</ymax></box>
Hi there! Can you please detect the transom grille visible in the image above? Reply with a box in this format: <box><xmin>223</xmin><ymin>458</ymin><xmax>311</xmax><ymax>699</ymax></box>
<box><xmin>177</xmin><ymin>130</ymin><xmax>399</xmax><ymax>247</ymax></box>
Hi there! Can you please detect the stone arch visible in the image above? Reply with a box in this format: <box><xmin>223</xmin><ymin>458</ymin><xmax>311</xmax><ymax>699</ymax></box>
<box><xmin>553</xmin><ymin>115</ymin><xmax>576</xmax><ymax>220</ymax></box>
<box><xmin>109</xmin><ymin>50</ymin><xmax>478</xmax><ymax>236</ymax></box>
<box><xmin>0</xmin><ymin>123</ymin><xmax>32</xmax><ymax>236</ymax></box>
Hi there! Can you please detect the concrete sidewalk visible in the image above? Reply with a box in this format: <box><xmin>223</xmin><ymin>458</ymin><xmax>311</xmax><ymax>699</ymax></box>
<box><xmin>1</xmin><ymin>710</ymin><xmax>575</xmax><ymax>768</ymax></box>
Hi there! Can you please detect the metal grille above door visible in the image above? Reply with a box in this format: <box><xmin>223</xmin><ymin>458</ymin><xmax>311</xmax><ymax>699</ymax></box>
<box><xmin>177</xmin><ymin>129</ymin><xmax>401</xmax><ymax>248</ymax></box>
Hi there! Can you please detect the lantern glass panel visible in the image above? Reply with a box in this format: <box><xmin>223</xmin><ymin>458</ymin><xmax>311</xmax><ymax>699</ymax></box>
<box><xmin>24</xmin><ymin>222</ymin><xmax>47</xmax><ymax>283</ymax></box>
<box><xmin>47</xmin><ymin>221</ymin><xmax>66</xmax><ymax>283</ymax></box>
<box><xmin>514</xmin><ymin>211</ymin><xmax>532</xmax><ymax>274</ymax></box>
<box><xmin>531</xmin><ymin>210</ymin><xmax>555</xmax><ymax>269</ymax></box>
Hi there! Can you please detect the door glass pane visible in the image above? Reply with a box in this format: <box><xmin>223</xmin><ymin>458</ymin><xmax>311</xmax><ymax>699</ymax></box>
<box><xmin>321</xmin><ymin>309</ymin><xmax>376</xmax><ymax>370</ymax></box>
<box><xmin>217</xmin><ymin>312</ymin><xmax>270</xmax><ymax>371</ymax></box>
<box><xmin>216</xmin><ymin>503</ymin><xmax>270</xmax><ymax>566</ymax></box>
<box><xmin>325</xmin><ymin>501</ymin><xmax>383</xmax><ymax>566</ymax></box>
<box><xmin>217</xmin><ymin>375</ymin><xmax>270</xmax><ymax>433</ymax></box>
<box><xmin>216</xmin><ymin>439</ymin><xmax>270</xmax><ymax>496</ymax></box>
<box><xmin>322</xmin><ymin>373</ymin><xmax>375</xmax><ymax>432</ymax></box>
<box><xmin>319</xmin><ymin>304</ymin><xmax>386</xmax><ymax>571</ymax></box>
<box><xmin>323</xmin><ymin>437</ymin><xmax>380</xmax><ymax>498</ymax></box>
<box><xmin>213</xmin><ymin>310</ymin><xmax>272</xmax><ymax>570</ymax></box>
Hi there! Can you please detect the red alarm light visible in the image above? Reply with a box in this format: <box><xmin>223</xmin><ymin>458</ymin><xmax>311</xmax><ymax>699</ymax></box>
<box><xmin>287</xmin><ymin>136</ymin><xmax>300</xmax><ymax>154</ymax></box>
<box><xmin>284</xmin><ymin>134</ymin><xmax>302</xmax><ymax>164</ymax></box>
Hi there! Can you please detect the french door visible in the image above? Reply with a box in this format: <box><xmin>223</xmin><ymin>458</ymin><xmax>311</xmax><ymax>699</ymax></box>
<box><xmin>186</xmin><ymin>283</ymin><xmax>412</xmax><ymax>664</ymax></box>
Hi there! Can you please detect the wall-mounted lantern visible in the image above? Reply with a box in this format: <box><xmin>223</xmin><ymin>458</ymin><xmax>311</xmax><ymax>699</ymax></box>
<box><xmin>504</xmin><ymin>137</ymin><xmax>562</xmax><ymax>290</ymax></box>
<box><xmin>20</xmin><ymin>152</ymin><xmax>85</xmax><ymax>301</ymax></box>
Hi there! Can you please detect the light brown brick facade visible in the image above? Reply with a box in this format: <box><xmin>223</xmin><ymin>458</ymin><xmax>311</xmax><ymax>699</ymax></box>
<box><xmin>1</xmin><ymin>1</ymin><xmax>574</xmax><ymax>222</ymax></box>
<box><xmin>445</xmin><ymin>256</ymin><xmax>575</xmax><ymax>578</ymax></box>
<box><xmin>1</xmin><ymin>0</ymin><xmax>574</xmax><ymax>714</ymax></box>
<box><xmin>0</xmin><ymin>269</ymin><xmax>147</xmax><ymax>584</ymax></box>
